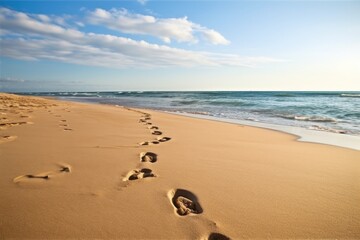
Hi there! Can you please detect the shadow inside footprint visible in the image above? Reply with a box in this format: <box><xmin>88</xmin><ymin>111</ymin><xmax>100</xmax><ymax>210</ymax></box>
<box><xmin>140</xmin><ymin>152</ymin><xmax>157</xmax><ymax>163</ymax></box>
<box><xmin>25</xmin><ymin>174</ymin><xmax>50</xmax><ymax>180</ymax></box>
<box><xmin>208</xmin><ymin>233</ymin><xmax>231</xmax><ymax>240</ymax></box>
<box><xmin>148</xmin><ymin>126</ymin><xmax>159</xmax><ymax>130</ymax></box>
<box><xmin>152</xmin><ymin>131</ymin><xmax>162</xmax><ymax>135</ymax></box>
<box><xmin>128</xmin><ymin>168</ymin><xmax>156</xmax><ymax>181</ymax></box>
<box><xmin>168</xmin><ymin>189</ymin><xmax>203</xmax><ymax>216</ymax></box>
<box><xmin>59</xmin><ymin>165</ymin><xmax>71</xmax><ymax>173</ymax></box>
<box><xmin>158</xmin><ymin>137</ymin><xmax>171</xmax><ymax>142</ymax></box>
<box><xmin>139</xmin><ymin>141</ymin><xmax>159</xmax><ymax>146</ymax></box>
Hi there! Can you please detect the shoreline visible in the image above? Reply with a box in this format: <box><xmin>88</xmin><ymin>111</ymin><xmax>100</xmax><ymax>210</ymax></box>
<box><xmin>164</xmin><ymin>111</ymin><xmax>360</xmax><ymax>151</ymax></box>
<box><xmin>1</xmin><ymin>93</ymin><xmax>359</xmax><ymax>238</ymax></box>
<box><xmin>42</xmin><ymin>96</ymin><xmax>360</xmax><ymax>151</ymax></box>
<box><xmin>47</xmin><ymin>95</ymin><xmax>360</xmax><ymax>151</ymax></box>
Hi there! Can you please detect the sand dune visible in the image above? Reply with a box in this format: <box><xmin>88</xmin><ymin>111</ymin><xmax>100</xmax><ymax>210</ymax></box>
<box><xmin>0</xmin><ymin>93</ymin><xmax>359</xmax><ymax>239</ymax></box>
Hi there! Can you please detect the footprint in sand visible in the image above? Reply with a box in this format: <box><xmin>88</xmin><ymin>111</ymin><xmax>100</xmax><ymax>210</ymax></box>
<box><xmin>60</xmin><ymin>119</ymin><xmax>67</xmax><ymax>122</ymax></box>
<box><xmin>139</xmin><ymin>141</ymin><xmax>150</xmax><ymax>146</ymax></box>
<box><xmin>148</xmin><ymin>126</ymin><xmax>159</xmax><ymax>130</ymax></box>
<box><xmin>0</xmin><ymin>121</ymin><xmax>33</xmax><ymax>129</ymax></box>
<box><xmin>151</xmin><ymin>130</ymin><xmax>162</xmax><ymax>135</ymax></box>
<box><xmin>157</xmin><ymin>136</ymin><xmax>171</xmax><ymax>142</ymax></box>
<box><xmin>125</xmin><ymin>168</ymin><xmax>156</xmax><ymax>181</ymax></box>
<box><xmin>208</xmin><ymin>233</ymin><xmax>231</xmax><ymax>240</ymax></box>
<box><xmin>0</xmin><ymin>135</ymin><xmax>17</xmax><ymax>144</ymax></box>
<box><xmin>139</xmin><ymin>119</ymin><xmax>146</xmax><ymax>123</ymax></box>
<box><xmin>63</xmin><ymin>128</ymin><xmax>73</xmax><ymax>131</ymax></box>
<box><xmin>13</xmin><ymin>164</ymin><xmax>72</xmax><ymax>184</ymax></box>
<box><xmin>140</xmin><ymin>152</ymin><xmax>157</xmax><ymax>163</ymax></box>
<box><xmin>138</xmin><ymin>141</ymin><xmax>160</xmax><ymax>146</ymax></box>
<box><xmin>168</xmin><ymin>189</ymin><xmax>203</xmax><ymax>216</ymax></box>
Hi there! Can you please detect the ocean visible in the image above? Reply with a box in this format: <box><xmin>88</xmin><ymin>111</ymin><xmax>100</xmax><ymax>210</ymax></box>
<box><xmin>22</xmin><ymin>91</ymin><xmax>360</xmax><ymax>136</ymax></box>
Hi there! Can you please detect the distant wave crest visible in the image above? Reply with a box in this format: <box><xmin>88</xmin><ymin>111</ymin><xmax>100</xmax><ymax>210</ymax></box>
<box><xmin>340</xmin><ymin>94</ymin><xmax>360</xmax><ymax>98</ymax></box>
<box><xmin>171</xmin><ymin>100</ymin><xmax>199</xmax><ymax>105</ymax></box>
<box><xmin>279</xmin><ymin>114</ymin><xmax>337</xmax><ymax>123</ymax></box>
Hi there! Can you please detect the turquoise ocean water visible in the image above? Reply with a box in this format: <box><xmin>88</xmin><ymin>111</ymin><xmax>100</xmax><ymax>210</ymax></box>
<box><xmin>22</xmin><ymin>91</ymin><xmax>360</xmax><ymax>136</ymax></box>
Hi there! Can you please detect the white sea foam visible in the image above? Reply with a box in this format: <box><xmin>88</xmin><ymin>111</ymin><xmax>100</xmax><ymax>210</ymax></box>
<box><xmin>279</xmin><ymin>114</ymin><xmax>337</xmax><ymax>123</ymax></box>
<box><xmin>168</xmin><ymin>111</ymin><xmax>360</xmax><ymax>151</ymax></box>
<box><xmin>340</xmin><ymin>94</ymin><xmax>360</xmax><ymax>98</ymax></box>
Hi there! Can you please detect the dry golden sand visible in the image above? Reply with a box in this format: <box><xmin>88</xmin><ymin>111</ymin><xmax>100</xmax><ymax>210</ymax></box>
<box><xmin>0</xmin><ymin>93</ymin><xmax>359</xmax><ymax>239</ymax></box>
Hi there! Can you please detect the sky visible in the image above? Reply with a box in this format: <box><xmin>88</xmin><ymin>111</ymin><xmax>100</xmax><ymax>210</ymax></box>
<box><xmin>0</xmin><ymin>0</ymin><xmax>359</xmax><ymax>92</ymax></box>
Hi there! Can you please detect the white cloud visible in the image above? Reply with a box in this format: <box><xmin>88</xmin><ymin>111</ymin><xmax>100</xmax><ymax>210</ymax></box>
<box><xmin>137</xmin><ymin>0</ymin><xmax>148</xmax><ymax>5</ymax></box>
<box><xmin>87</xmin><ymin>8</ymin><xmax>230</xmax><ymax>45</ymax></box>
<box><xmin>0</xmin><ymin>7</ymin><xmax>281</xmax><ymax>69</ymax></box>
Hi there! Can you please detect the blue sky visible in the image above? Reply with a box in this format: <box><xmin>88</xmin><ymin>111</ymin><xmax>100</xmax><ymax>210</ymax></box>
<box><xmin>0</xmin><ymin>0</ymin><xmax>359</xmax><ymax>92</ymax></box>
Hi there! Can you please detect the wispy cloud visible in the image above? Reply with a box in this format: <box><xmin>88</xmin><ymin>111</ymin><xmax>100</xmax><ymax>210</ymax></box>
<box><xmin>0</xmin><ymin>77</ymin><xmax>25</xmax><ymax>83</ymax></box>
<box><xmin>0</xmin><ymin>7</ymin><xmax>282</xmax><ymax>69</ymax></box>
<box><xmin>87</xmin><ymin>8</ymin><xmax>230</xmax><ymax>45</ymax></box>
<box><xmin>137</xmin><ymin>0</ymin><xmax>148</xmax><ymax>5</ymax></box>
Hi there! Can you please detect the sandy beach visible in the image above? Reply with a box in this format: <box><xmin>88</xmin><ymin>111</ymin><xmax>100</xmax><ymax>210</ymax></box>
<box><xmin>0</xmin><ymin>93</ymin><xmax>359</xmax><ymax>239</ymax></box>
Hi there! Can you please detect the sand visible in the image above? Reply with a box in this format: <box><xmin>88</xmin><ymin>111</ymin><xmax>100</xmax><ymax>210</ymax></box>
<box><xmin>0</xmin><ymin>93</ymin><xmax>359</xmax><ymax>239</ymax></box>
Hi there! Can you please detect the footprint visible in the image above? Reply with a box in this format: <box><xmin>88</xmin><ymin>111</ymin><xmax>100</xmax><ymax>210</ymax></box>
<box><xmin>152</xmin><ymin>130</ymin><xmax>162</xmax><ymax>135</ymax></box>
<box><xmin>58</xmin><ymin>164</ymin><xmax>71</xmax><ymax>173</ymax></box>
<box><xmin>125</xmin><ymin>168</ymin><xmax>156</xmax><ymax>181</ymax></box>
<box><xmin>139</xmin><ymin>141</ymin><xmax>159</xmax><ymax>146</ymax></box>
<box><xmin>60</xmin><ymin>124</ymin><xmax>68</xmax><ymax>127</ymax></box>
<box><xmin>0</xmin><ymin>135</ymin><xmax>17</xmax><ymax>144</ymax></box>
<box><xmin>13</xmin><ymin>164</ymin><xmax>72</xmax><ymax>184</ymax></box>
<box><xmin>144</xmin><ymin>117</ymin><xmax>151</xmax><ymax>120</ymax></box>
<box><xmin>0</xmin><ymin>121</ymin><xmax>33</xmax><ymax>129</ymax></box>
<box><xmin>139</xmin><ymin>141</ymin><xmax>150</xmax><ymax>146</ymax></box>
<box><xmin>145</xmin><ymin>122</ymin><xmax>152</xmax><ymax>125</ymax></box>
<box><xmin>60</xmin><ymin>119</ymin><xmax>67</xmax><ymax>122</ymax></box>
<box><xmin>64</xmin><ymin>128</ymin><xmax>73</xmax><ymax>131</ymax></box>
<box><xmin>139</xmin><ymin>119</ymin><xmax>146</xmax><ymax>123</ymax></box>
<box><xmin>168</xmin><ymin>189</ymin><xmax>203</xmax><ymax>216</ymax></box>
<box><xmin>157</xmin><ymin>137</ymin><xmax>171</xmax><ymax>142</ymax></box>
<box><xmin>13</xmin><ymin>172</ymin><xmax>52</xmax><ymax>183</ymax></box>
<box><xmin>148</xmin><ymin>126</ymin><xmax>159</xmax><ymax>130</ymax></box>
<box><xmin>140</xmin><ymin>152</ymin><xmax>157</xmax><ymax>163</ymax></box>
<box><xmin>208</xmin><ymin>233</ymin><xmax>230</xmax><ymax>240</ymax></box>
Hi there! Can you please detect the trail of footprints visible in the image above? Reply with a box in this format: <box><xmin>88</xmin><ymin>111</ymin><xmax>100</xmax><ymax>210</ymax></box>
<box><xmin>127</xmin><ymin>111</ymin><xmax>203</xmax><ymax>217</ymax></box>
<box><xmin>48</xmin><ymin>109</ymin><xmax>73</xmax><ymax>131</ymax></box>
<box><xmin>126</xmin><ymin>110</ymin><xmax>230</xmax><ymax>239</ymax></box>
<box><xmin>124</xmin><ymin>112</ymin><xmax>162</xmax><ymax>182</ymax></box>
<box><xmin>8</xmin><ymin>104</ymin><xmax>228</xmax><ymax>239</ymax></box>
<box><xmin>0</xmin><ymin>94</ymin><xmax>56</xmax><ymax>145</ymax></box>
<box><xmin>8</xmin><ymin>104</ymin><xmax>75</xmax><ymax>185</ymax></box>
